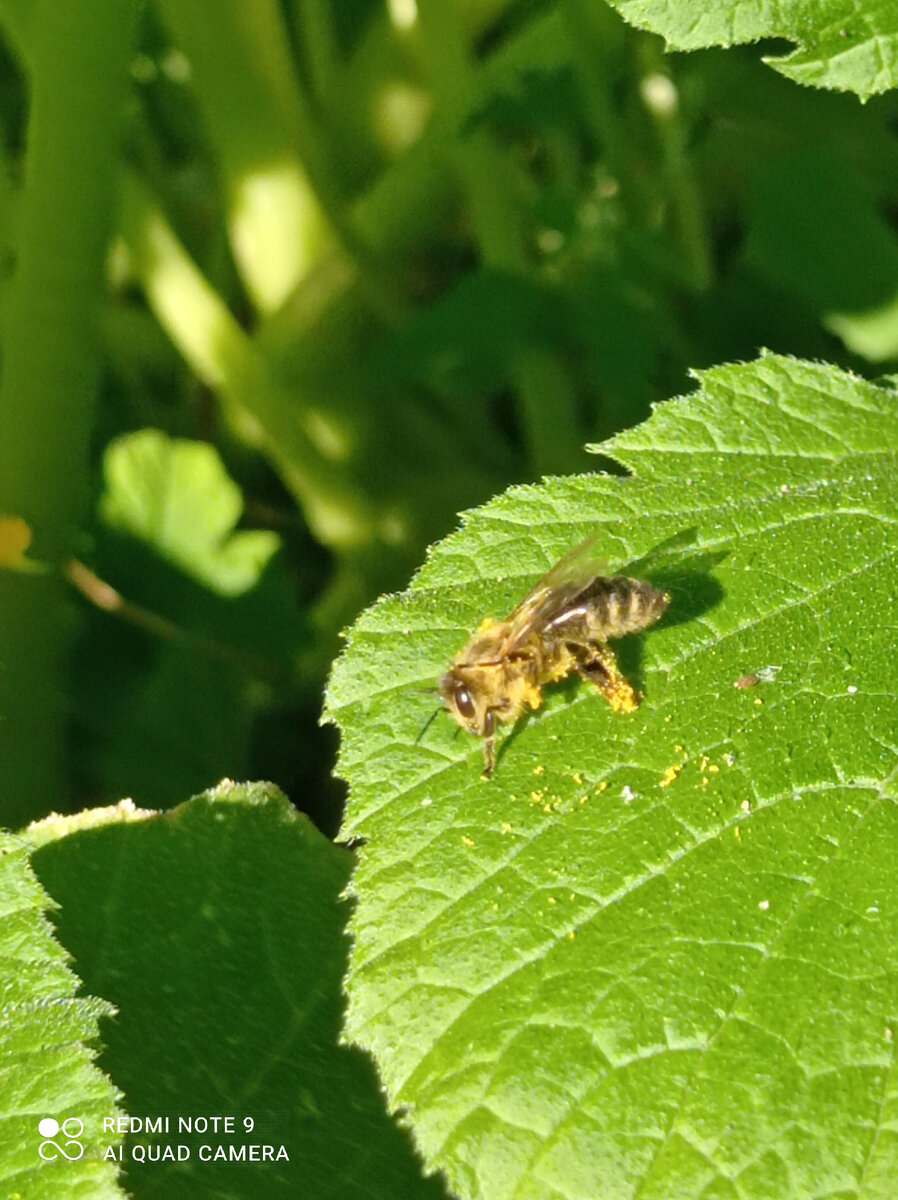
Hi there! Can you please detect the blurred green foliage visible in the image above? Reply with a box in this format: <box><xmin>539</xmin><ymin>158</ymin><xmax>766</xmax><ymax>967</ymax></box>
<box><xmin>1</xmin><ymin>0</ymin><xmax>897</xmax><ymax>833</ymax></box>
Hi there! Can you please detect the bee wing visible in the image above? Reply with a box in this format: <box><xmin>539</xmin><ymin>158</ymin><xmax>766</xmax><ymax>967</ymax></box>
<box><xmin>503</xmin><ymin>534</ymin><xmax>607</xmax><ymax>652</ymax></box>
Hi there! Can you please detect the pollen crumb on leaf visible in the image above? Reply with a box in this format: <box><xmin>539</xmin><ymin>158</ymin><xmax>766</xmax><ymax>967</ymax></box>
<box><xmin>461</xmin><ymin>835</ymin><xmax>476</xmax><ymax>847</ymax></box>
<box><xmin>533</xmin><ymin>764</ymin><xmax>545</xmax><ymax>777</ymax></box>
<box><xmin>659</xmin><ymin>763</ymin><xmax>682</xmax><ymax>788</ymax></box>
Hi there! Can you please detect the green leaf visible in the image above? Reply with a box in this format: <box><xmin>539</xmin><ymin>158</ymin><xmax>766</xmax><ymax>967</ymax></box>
<box><xmin>28</xmin><ymin>783</ymin><xmax>448</xmax><ymax>1200</ymax></box>
<box><xmin>326</xmin><ymin>352</ymin><xmax>898</xmax><ymax>1199</ymax></box>
<box><xmin>78</xmin><ymin>471</ymin><xmax>302</xmax><ymax>808</ymax></box>
<box><xmin>100</xmin><ymin>429</ymin><xmax>280</xmax><ymax>597</ymax></box>
<box><xmin>0</xmin><ymin>830</ymin><xmax>124</xmax><ymax>1199</ymax></box>
<box><xmin>607</xmin><ymin>0</ymin><xmax>898</xmax><ymax>100</ymax></box>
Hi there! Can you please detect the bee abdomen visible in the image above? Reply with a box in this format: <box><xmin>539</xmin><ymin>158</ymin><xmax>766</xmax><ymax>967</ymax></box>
<box><xmin>591</xmin><ymin>577</ymin><xmax>669</xmax><ymax>638</ymax></box>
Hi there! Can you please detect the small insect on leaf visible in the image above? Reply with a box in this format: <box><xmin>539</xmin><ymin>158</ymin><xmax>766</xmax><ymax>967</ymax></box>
<box><xmin>438</xmin><ymin>534</ymin><xmax>670</xmax><ymax>776</ymax></box>
<box><xmin>735</xmin><ymin>665</ymin><xmax>781</xmax><ymax>689</ymax></box>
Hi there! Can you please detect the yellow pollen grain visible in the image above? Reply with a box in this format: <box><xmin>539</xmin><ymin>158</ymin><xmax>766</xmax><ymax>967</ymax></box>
<box><xmin>533</xmin><ymin>764</ymin><xmax>545</xmax><ymax>777</ymax></box>
<box><xmin>708</xmin><ymin>764</ymin><xmax>719</xmax><ymax>774</ymax></box>
<box><xmin>659</xmin><ymin>764</ymin><xmax>682</xmax><ymax>788</ymax></box>
<box><xmin>461</xmin><ymin>835</ymin><xmax>475</xmax><ymax>847</ymax></box>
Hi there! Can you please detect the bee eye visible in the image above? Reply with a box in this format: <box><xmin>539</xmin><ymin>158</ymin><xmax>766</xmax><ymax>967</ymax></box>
<box><xmin>455</xmin><ymin>685</ymin><xmax>476</xmax><ymax>720</ymax></box>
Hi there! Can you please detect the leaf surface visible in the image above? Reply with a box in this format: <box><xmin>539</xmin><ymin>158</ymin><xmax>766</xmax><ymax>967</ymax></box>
<box><xmin>0</xmin><ymin>830</ymin><xmax>123</xmax><ymax>1199</ymax></box>
<box><xmin>100</xmin><ymin>429</ymin><xmax>280</xmax><ymax>597</ymax></box>
<box><xmin>327</xmin><ymin>353</ymin><xmax>898</xmax><ymax>1199</ymax></box>
<box><xmin>29</xmin><ymin>784</ymin><xmax>447</xmax><ymax>1200</ymax></box>
<box><xmin>607</xmin><ymin>0</ymin><xmax>898</xmax><ymax>99</ymax></box>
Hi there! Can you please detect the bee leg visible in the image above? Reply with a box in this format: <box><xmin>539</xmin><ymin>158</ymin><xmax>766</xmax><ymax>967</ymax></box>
<box><xmin>482</xmin><ymin>738</ymin><xmax>495</xmax><ymax>778</ymax></box>
<box><xmin>569</xmin><ymin>643</ymin><xmax>639</xmax><ymax>714</ymax></box>
<box><xmin>482</xmin><ymin>709</ymin><xmax>497</xmax><ymax>778</ymax></box>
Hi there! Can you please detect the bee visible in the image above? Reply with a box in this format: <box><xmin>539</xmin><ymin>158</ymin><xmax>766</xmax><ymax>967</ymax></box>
<box><xmin>439</xmin><ymin>535</ymin><xmax>669</xmax><ymax>776</ymax></box>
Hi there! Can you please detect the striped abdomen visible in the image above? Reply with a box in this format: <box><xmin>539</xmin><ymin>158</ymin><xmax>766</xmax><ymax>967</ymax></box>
<box><xmin>549</xmin><ymin>576</ymin><xmax>669</xmax><ymax>641</ymax></box>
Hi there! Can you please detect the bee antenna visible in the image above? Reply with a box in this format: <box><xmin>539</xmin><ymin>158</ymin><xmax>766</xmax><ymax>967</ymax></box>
<box><xmin>415</xmin><ymin>704</ymin><xmax>443</xmax><ymax>745</ymax></box>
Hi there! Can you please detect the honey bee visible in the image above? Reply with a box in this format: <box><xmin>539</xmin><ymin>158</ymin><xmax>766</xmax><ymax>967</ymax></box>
<box><xmin>439</xmin><ymin>535</ymin><xmax>669</xmax><ymax>776</ymax></box>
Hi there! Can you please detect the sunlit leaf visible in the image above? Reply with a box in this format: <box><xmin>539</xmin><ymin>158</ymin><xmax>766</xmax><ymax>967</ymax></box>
<box><xmin>608</xmin><ymin>0</ymin><xmax>898</xmax><ymax>99</ymax></box>
<box><xmin>100</xmin><ymin>429</ymin><xmax>280</xmax><ymax>597</ymax></box>
<box><xmin>0</xmin><ymin>830</ymin><xmax>123</xmax><ymax>1198</ymax></box>
<box><xmin>327</xmin><ymin>352</ymin><xmax>898</xmax><ymax>1199</ymax></box>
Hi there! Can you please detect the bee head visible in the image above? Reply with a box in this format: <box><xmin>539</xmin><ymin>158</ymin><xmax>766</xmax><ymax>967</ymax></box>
<box><xmin>438</xmin><ymin>667</ymin><xmax>491</xmax><ymax>737</ymax></box>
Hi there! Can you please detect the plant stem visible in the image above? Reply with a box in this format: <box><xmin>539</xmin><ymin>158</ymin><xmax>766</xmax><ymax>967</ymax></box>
<box><xmin>415</xmin><ymin>0</ymin><xmax>582</xmax><ymax>473</ymax></box>
<box><xmin>0</xmin><ymin>0</ymin><xmax>141</xmax><ymax>823</ymax></box>
<box><xmin>155</xmin><ymin>0</ymin><xmax>334</xmax><ymax>316</ymax></box>
<box><xmin>638</xmin><ymin>44</ymin><xmax>712</xmax><ymax>291</ymax></box>
<box><xmin>119</xmin><ymin>173</ymin><xmax>380</xmax><ymax>550</ymax></box>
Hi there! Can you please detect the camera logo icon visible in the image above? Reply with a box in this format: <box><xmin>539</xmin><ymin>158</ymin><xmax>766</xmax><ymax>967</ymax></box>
<box><xmin>38</xmin><ymin>1117</ymin><xmax>84</xmax><ymax>1161</ymax></box>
